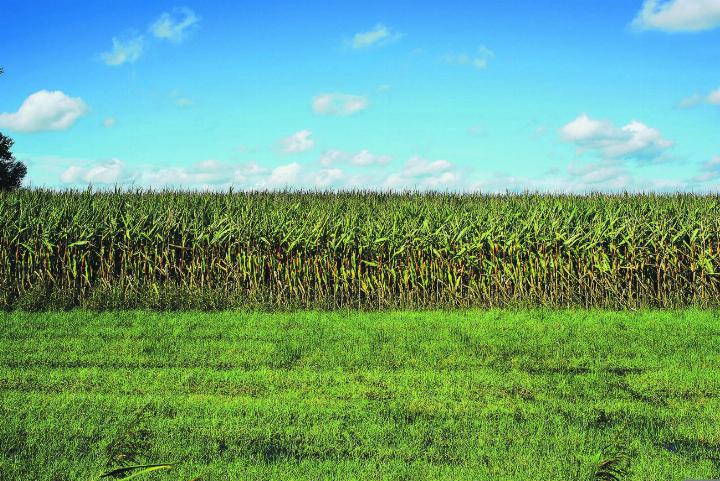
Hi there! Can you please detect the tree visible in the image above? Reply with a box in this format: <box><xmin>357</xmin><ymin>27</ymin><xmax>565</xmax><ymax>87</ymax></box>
<box><xmin>0</xmin><ymin>67</ymin><xmax>27</xmax><ymax>190</ymax></box>
<box><xmin>0</xmin><ymin>134</ymin><xmax>27</xmax><ymax>190</ymax></box>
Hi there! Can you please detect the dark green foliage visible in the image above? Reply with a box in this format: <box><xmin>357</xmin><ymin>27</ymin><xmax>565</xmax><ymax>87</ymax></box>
<box><xmin>0</xmin><ymin>133</ymin><xmax>26</xmax><ymax>191</ymax></box>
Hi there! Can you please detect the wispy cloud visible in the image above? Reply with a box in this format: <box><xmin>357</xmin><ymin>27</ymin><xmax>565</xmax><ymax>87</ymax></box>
<box><xmin>61</xmin><ymin>158</ymin><xmax>135</xmax><ymax>185</ymax></box>
<box><xmin>566</xmin><ymin>160</ymin><xmax>629</xmax><ymax>185</ymax></box>
<box><xmin>280</xmin><ymin>130</ymin><xmax>315</xmax><ymax>154</ymax></box>
<box><xmin>678</xmin><ymin>93</ymin><xmax>705</xmax><ymax>108</ymax></box>
<box><xmin>351</xmin><ymin>24</ymin><xmax>401</xmax><ymax>49</ymax></box>
<box><xmin>99</xmin><ymin>8</ymin><xmax>199</xmax><ymax>67</ymax></box>
<box><xmin>0</xmin><ymin>90</ymin><xmax>88</xmax><ymax>133</ymax></box>
<box><xmin>319</xmin><ymin>150</ymin><xmax>347</xmax><ymax>167</ymax></box>
<box><xmin>100</xmin><ymin>35</ymin><xmax>144</xmax><ymax>66</ymax></box>
<box><xmin>319</xmin><ymin>149</ymin><xmax>391</xmax><ymax>167</ymax></box>
<box><xmin>350</xmin><ymin>150</ymin><xmax>392</xmax><ymax>166</ymax></box>
<box><xmin>150</xmin><ymin>7</ymin><xmax>200</xmax><ymax>43</ymax></box>
<box><xmin>469</xmin><ymin>165</ymin><xmax>692</xmax><ymax>194</ymax></box>
<box><xmin>267</xmin><ymin>162</ymin><xmax>302</xmax><ymax>186</ymax></box>
<box><xmin>678</xmin><ymin>87</ymin><xmax>720</xmax><ymax>107</ymax></box>
<box><xmin>57</xmin><ymin>157</ymin><xmax>345</xmax><ymax>190</ymax></box>
<box><xmin>312</xmin><ymin>93</ymin><xmax>368</xmax><ymax>116</ymax></box>
<box><xmin>693</xmin><ymin>155</ymin><xmax>720</xmax><ymax>181</ymax></box>
<box><xmin>443</xmin><ymin>46</ymin><xmax>495</xmax><ymax>69</ymax></box>
<box><xmin>632</xmin><ymin>0</ymin><xmax>720</xmax><ymax>32</ymax></box>
<box><xmin>140</xmin><ymin>159</ymin><xmax>246</xmax><ymax>186</ymax></box>
<box><xmin>708</xmin><ymin>88</ymin><xmax>720</xmax><ymax>104</ymax></box>
<box><xmin>311</xmin><ymin>168</ymin><xmax>344</xmax><ymax>187</ymax></box>
<box><xmin>170</xmin><ymin>90</ymin><xmax>194</xmax><ymax>107</ymax></box>
<box><xmin>384</xmin><ymin>156</ymin><xmax>459</xmax><ymax>189</ymax></box>
<box><xmin>52</xmin><ymin>153</ymin><xmax>710</xmax><ymax>193</ymax></box>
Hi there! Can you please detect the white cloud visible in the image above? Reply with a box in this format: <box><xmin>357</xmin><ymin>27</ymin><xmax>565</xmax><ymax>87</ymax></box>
<box><xmin>169</xmin><ymin>89</ymin><xmax>194</xmax><ymax>107</ymax></box>
<box><xmin>443</xmin><ymin>46</ymin><xmax>495</xmax><ymax>69</ymax></box>
<box><xmin>312</xmin><ymin>168</ymin><xmax>344</xmax><ymax>187</ymax></box>
<box><xmin>100</xmin><ymin>35</ymin><xmax>144</xmax><ymax>66</ymax></box>
<box><xmin>470</xmin><ymin>158</ymin><xmax>705</xmax><ymax>194</ymax></box>
<box><xmin>708</xmin><ymin>88</ymin><xmax>720</xmax><ymax>104</ymax></box>
<box><xmin>58</xmin><ymin>158</ymin><xmax>278</xmax><ymax>190</ymax></box>
<box><xmin>137</xmin><ymin>160</ymin><xmax>268</xmax><ymax>188</ymax></box>
<box><xmin>560</xmin><ymin>114</ymin><xmax>616</xmax><ymax>141</ymax></box>
<box><xmin>559</xmin><ymin>113</ymin><xmax>673</xmax><ymax>161</ymax></box>
<box><xmin>694</xmin><ymin>155</ymin><xmax>720</xmax><ymax>181</ymax></box>
<box><xmin>470</xmin><ymin>164</ymin><xmax>639</xmax><ymax>193</ymax></box>
<box><xmin>51</xmin><ymin>154</ymin><xmax>705</xmax><ymax>193</ymax></box>
<box><xmin>99</xmin><ymin>9</ymin><xmax>197</xmax><ymax>69</ymax></box>
<box><xmin>268</xmin><ymin>162</ymin><xmax>301</xmax><ymax>186</ymax></box>
<box><xmin>678</xmin><ymin>93</ymin><xmax>705</xmax><ymax>108</ymax></box>
<box><xmin>319</xmin><ymin>149</ymin><xmax>391</xmax><ymax>167</ymax></box>
<box><xmin>319</xmin><ymin>150</ymin><xmax>347</xmax><ymax>167</ymax></box>
<box><xmin>471</xmin><ymin>172</ymin><xmax>631</xmax><ymax>194</ymax></box>
<box><xmin>679</xmin><ymin>87</ymin><xmax>720</xmax><ymax>107</ymax></box>
<box><xmin>632</xmin><ymin>0</ymin><xmax>720</xmax><ymax>32</ymax></box>
<box><xmin>350</xmin><ymin>149</ymin><xmax>391</xmax><ymax>166</ymax></box>
<box><xmin>144</xmin><ymin>160</ymin><xmax>233</xmax><ymax>186</ymax></box>
<box><xmin>150</xmin><ymin>8</ymin><xmax>200</xmax><ymax>43</ymax></box>
<box><xmin>566</xmin><ymin>161</ymin><xmax>629</xmax><ymax>185</ymax></box>
<box><xmin>0</xmin><ymin>90</ymin><xmax>88</xmax><ymax>133</ymax></box>
<box><xmin>403</xmin><ymin>157</ymin><xmax>453</xmax><ymax>176</ymax></box>
<box><xmin>103</xmin><ymin>117</ymin><xmax>116</xmax><ymax>128</ymax></box>
<box><xmin>280</xmin><ymin>130</ymin><xmax>314</xmax><ymax>154</ymax></box>
<box><xmin>384</xmin><ymin>156</ymin><xmax>458</xmax><ymax>189</ymax></box>
<box><xmin>351</xmin><ymin>24</ymin><xmax>401</xmax><ymax>49</ymax></box>
<box><xmin>312</xmin><ymin>93</ymin><xmax>368</xmax><ymax>116</ymax></box>
<box><xmin>61</xmin><ymin>158</ymin><xmax>135</xmax><ymax>185</ymax></box>
<box><xmin>422</xmin><ymin>171</ymin><xmax>460</xmax><ymax>188</ymax></box>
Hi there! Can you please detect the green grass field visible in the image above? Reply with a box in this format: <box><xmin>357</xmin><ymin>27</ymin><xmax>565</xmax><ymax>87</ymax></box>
<box><xmin>2</xmin><ymin>310</ymin><xmax>719</xmax><ymax>480</ymax></box>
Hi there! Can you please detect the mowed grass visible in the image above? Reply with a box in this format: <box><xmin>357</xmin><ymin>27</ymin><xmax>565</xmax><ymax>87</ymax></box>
<box><xmin>1</xmin><ymin>310</ymin><xmax>720</xmax><ymax>480</ymax></box>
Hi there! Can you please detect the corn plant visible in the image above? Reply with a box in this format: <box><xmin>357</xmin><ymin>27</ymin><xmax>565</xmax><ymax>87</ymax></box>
<box><xmin>1</xmin><ymin>189</ymin><xmax>719</xmax><ymax>310</ymax></box>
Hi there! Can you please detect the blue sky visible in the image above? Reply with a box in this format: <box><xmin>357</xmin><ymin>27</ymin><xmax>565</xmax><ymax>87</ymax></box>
<box><xmin>1</xmin><ymin>0</ymin><xmax>719</xmax><ymax>191</ymax></box>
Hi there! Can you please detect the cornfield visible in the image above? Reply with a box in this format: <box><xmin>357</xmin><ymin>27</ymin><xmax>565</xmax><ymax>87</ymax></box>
<box><xmin>1</xmin><ymin>189</ymin><xmax>720</xmax><ymax>310</ymax></box>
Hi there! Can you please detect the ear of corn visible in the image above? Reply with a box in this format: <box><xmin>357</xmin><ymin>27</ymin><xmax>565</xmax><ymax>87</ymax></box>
<box><xmin>1</xmin><ymin>189</ymin><xmax>719</xmax><ymax>309</ymax></box>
